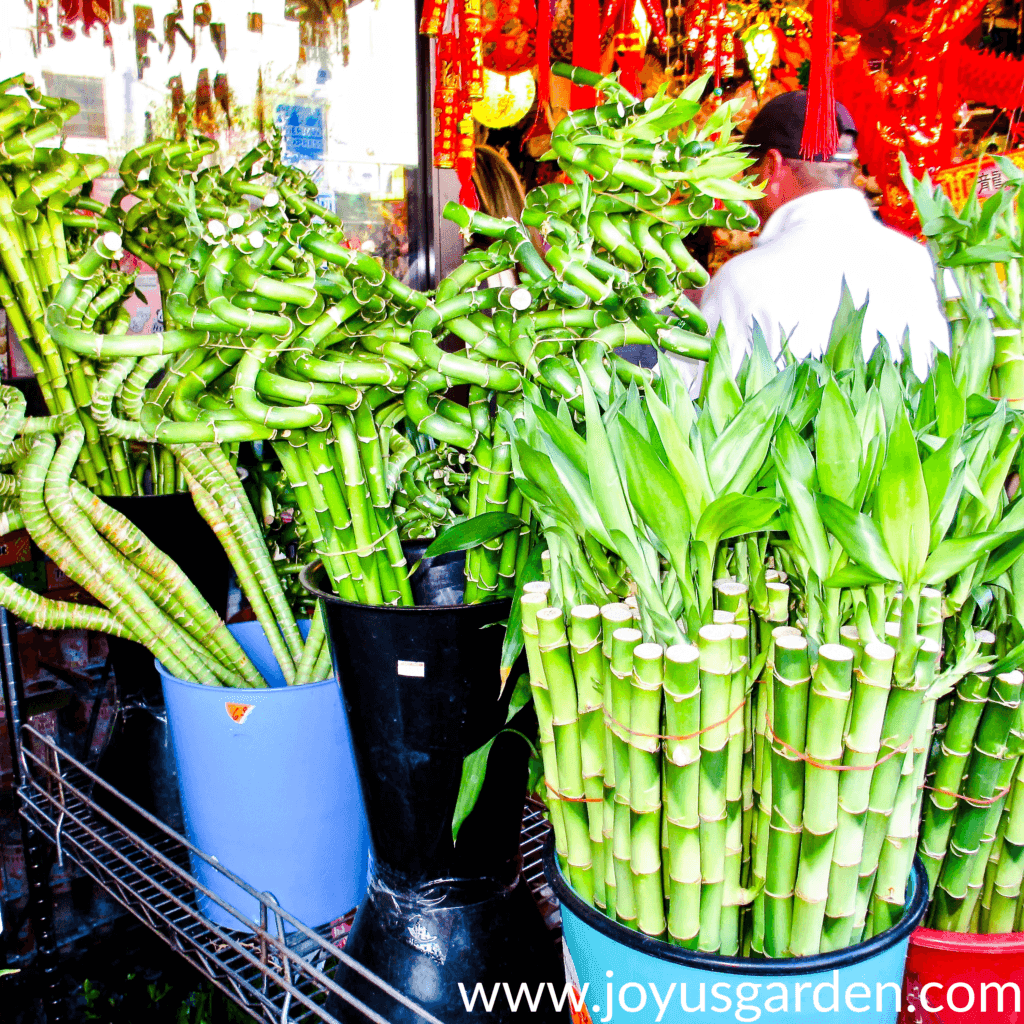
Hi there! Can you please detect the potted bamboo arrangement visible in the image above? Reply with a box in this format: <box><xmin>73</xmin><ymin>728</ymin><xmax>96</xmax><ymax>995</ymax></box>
<box><xmin>886</xmin><ymin>156</ymin><xmax>1024</xmax><ymax>1024</ymax></box>
<box><xmin>492</xmin><ymin>71</ymin><xmax>1024</xmax><ymax>1024</ymax></box>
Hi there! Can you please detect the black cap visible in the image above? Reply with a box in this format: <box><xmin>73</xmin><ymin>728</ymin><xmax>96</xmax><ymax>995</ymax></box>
<box><xmin>744</xmin><ymin>91</ymin><xmax>857</xmax><ymax>162</ymax></box>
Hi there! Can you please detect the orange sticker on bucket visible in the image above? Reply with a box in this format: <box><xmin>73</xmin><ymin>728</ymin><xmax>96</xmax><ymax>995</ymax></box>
<box><xmin>225</xmin><ymin>702</ymin><xmax>255</xmax><ymax>724</ymax></box>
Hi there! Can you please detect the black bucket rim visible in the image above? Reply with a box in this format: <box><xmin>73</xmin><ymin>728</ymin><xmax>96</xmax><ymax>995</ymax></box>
<box><xmin>299</xmin><ymin>559</ymin><xmax>512</xmax><ymax>615</ymax></box>
<box><xmin>543</xmin><ymin>831</ymin><xmax>929</xmax><ymax>976</ymax></box>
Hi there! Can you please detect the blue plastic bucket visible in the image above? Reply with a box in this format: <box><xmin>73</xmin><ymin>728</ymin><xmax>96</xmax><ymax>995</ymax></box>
<box><xmin>545</xmin><ymin>838</ymin><xmax>928</xmax><ymax>1024</ymax></box>
<box><xmin>158</xmin><ymin>620</ymin><xmax>370</xmax><ymax>930</ymax></box>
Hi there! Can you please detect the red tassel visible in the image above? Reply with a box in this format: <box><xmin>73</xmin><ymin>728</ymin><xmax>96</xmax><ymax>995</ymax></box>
<box><xmin>524</xmin><ymin>0</ymin><xmax>552</xmax><ymax>140</ymax></box>
<box><xmin>799</xmin><ymin>0</ymin><xmax>838</xmax><ymax>160</ymax></box>
<box><xmin>571</xmin><ymin>0</ymin><xmax>601</xmax><ymax>108</ymax></box>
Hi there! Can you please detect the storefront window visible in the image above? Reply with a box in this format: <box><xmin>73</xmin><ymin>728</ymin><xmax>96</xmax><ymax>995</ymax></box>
<box><xmin>2</xmin><ymin>0</ymin><xmax>424</xmax><ymax>286</ymax></box>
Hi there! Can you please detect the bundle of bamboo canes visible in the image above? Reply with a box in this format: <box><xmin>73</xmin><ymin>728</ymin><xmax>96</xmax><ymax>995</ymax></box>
<box><xmin>510</xmin><ymin>281</ymin><xmax>1024</xmax><ymax>955</ymax></box>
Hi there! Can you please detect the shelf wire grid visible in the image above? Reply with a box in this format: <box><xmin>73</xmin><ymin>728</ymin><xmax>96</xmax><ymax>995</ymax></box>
<box><xmin>16</xmin><ymin>723</ymin><xmax>557</xmax><ymax>1024</ymax></box>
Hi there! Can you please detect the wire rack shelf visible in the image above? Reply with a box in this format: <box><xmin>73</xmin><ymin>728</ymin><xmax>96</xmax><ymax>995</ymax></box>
<box><xmin>16</xmin><ymin>722</ymin><xmax>557</xmax><ymax>1024</ymax></box>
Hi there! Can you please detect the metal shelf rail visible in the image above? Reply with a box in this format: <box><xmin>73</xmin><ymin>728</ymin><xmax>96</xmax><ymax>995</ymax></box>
<box><xmin>15</xmin><ymin>721</ymin><xmax>557</xmax><ymax>1024</ymax></box>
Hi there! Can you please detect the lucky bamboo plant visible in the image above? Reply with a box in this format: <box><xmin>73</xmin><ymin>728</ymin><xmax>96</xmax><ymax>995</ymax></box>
<box><xmin>511</xmin><ymin>291</ymin><xmax>1024</xmax><ymax>956</ymax></box>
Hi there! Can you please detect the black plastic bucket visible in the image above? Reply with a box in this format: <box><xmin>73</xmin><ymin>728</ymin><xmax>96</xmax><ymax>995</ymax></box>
<box><xmin>301</xmin><ymin>561</ymin><xmax>563</xmax><ymax>1024</ymax></box>
<box><xmin>95</xmin><ymin>492</ymin><xmax>232</xmax><ymax>832</ymax></box>
<box><xmin>545</xmin><ymin>834</ymin><xmax>930</xmax><ymax>1024</ymax></box>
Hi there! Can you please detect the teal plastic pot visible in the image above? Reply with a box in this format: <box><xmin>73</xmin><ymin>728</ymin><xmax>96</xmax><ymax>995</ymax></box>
<box><xmin>158</xmin><ymin>621</ymin><xmax>370</xmax><ymax>931</ymax></box>
<box><xmin>545</xmin><ymin>838</ymin><xmax>928</xmax><ymax>1024</ymax></box>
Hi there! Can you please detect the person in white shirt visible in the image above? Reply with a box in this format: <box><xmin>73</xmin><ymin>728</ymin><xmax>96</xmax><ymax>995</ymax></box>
<box><xmin>699</xmin><ymin>91</ymin><xmax>950</xmax><ymax>379</ymax></box>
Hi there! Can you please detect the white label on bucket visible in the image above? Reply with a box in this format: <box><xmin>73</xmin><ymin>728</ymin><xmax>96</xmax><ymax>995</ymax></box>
<box><xmin>225</xmin><ymin>702</ymin><xmax>255</xmax><ymax>724</ymax></box>
<box><xmin>397</xmin><ymin>660</ymin><xmax>425</xmax><ymax>678</ymax></box>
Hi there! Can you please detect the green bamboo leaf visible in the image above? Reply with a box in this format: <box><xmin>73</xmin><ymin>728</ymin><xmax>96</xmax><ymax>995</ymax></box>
<box><xmin>787</xmin><ymin>362</ymin><xmax>824</xmax><ymax>433</ymax></box>
<box><xmin>501</xmin><ymin>542</ymin><xmax>546</xmax><ymax>678</ymax></box>
<box><xmin>613</xmin><ymin>417</ymin><xmax>692</xmax><ymax>578</ymax></box>
<box><xmin>775</xmin><ymin>464</ymin><xmax>830</xmax><ymax>579</ymax></box>
<box><xmin>933</xmin><ymin>351</ymin><xmax>965</xmax><ymax>437</ymax></box>
<box><xmin>656</xmin><ymin>352</ymin><xmax>696</xmax><ymax>437</ymax></box>
<box><xmin>824</xmin><ymin>564</ymin><xmax>889</xmax><ymax>588</ymax></box>
<box><xmin>579</xmin><ymin>369</ymin><xmax>640</xmax><ymax>551</ymax></box>
<box><xmin>530</xmin><ymin>404</ymin><xmax>588</xmax><ymax>477</ymax></box>
<box><xmin>873</xmin><ymin>403</ymin><xmax>929</xmax><ymax>583</ymax></box>
<box><xmin>646</xmin><ymin>387</ymin><xmax>708</xmax><ymax>521</ymax></box>
<box><xmin>453</xmin><ymin>674</ymin><xmax>534</xmax><ymax>842</ymax></box>
<box><xmin>946</xmin><ymin>241</ymin><xmax>1018</xmax><ymax>266</ymax></box>
<box><xmin>954</xmin><ymin>315</ymin><xmax>995</xmax><ymax>400</ymax></box>
<box><xmin>922</xmin><ymin>532</ymin><xmax>1018</xmax><ymax>586</ymax></box>
<box><xmin>815</xmin><ymin>377</ymin><xmax>860</xmax><ymax>504</ymax></box>
<box><xmin>702</xmin><ymin>323</ymin><xmax>742</xmax><ymax>432</ymax></box>
<box><xmin>817</xmin><ymin>493</ymin><xmax>901</xmax><ymax>581</ymax></box>
<box><xmin>741</xmin><ymin>321</ymin><xmax>779</xmax><ymax>399</ymax></box>
<box><xmin>708</xmin><ymin>366</ymin><xmax>795</xmax><ymax>494</ymax></box>
<box><xmin>695</xmin><ymin>492</ymin><xmax>780</xmax><ymax>550</ymax></box>
<box><xmin>775</xmin><ymin>418</ymin><xmax>817</xmax><ymax>490</ymax></box>
<box><xmin>425</xmin><ymin>512</ymin><xmax>522</xmax><ymax>557</ymax></box>
<box><xmin>824</xmin><ymin>280</ymin><xmax>869</xmax><ymax>373</ymax></box>
<box><xmin>616</xmin><ymin>543</ymin><xmax>683</xmax><ymax>644</ymax></box>
<box><xmin>982</xmin><ymin>531</ymin><xmax>1024</xmax><ymax>583</ymax></box>
<box><xmin>922</xmin><ymin>432</ymin><xmax>962</xmax><ymax>525</ymax></box>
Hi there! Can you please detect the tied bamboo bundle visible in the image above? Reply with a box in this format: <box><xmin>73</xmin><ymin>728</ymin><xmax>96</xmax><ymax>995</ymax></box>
<box><xmin>903</xmin><ymin>153</ymin><xmax>1024</xmax><ymax>411</ymax></box>
<box><xmin>511</xmin><ymin>281</ymin><xmax>1024</xmax><ymax>957</ymax></box>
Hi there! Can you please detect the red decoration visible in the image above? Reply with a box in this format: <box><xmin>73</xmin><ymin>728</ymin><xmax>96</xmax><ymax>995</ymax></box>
<box><xmin>420</xmin><ymin>0</ymin><xmax>447</xmax><ymax>35</ymax></box>
<box><xmin>613</xmin><ymin>0</ymin><xmax>645</xmax><ymax>98</ymax></box>
<box><xmin>800</xmin><ymin>0</ymin><xmax>838</xmax><ymax>160</ymax></box>
<box><xmin>462</xmin><ymin>0</ymin><xmax>486</xmax><ymax>101</ymax></box>
<box><xmin>571</xmin><ymin>0</ymin><xmax>601</xmax><ymax>107</ymax></box>
<box><xmin>524</xmin><ymin>0</ymin><xmax>552</xmax><ymax>141</ymax></box>
<box><xmin>58</xmin><ymin>0</ymin><xmax>113</xmax><ymax>47</ymax></box>
<box><xmin>435</xmin><ymin>28</ymin><xmax>461</xmax><ymax>169</ymax></box>
<box><xmin>429</xmin><ymin>0</ymin><xmax>480</xmax><ymax>208</ymax></box>
<box><xmin>482</xmin><ymin>0</ymin><xmax>537</xmax><ymax>73</ymax></box>
<box><xmin>834</xmin><ymin>0</ymin><xmax>990</xmax><ymax>231</ymax></box>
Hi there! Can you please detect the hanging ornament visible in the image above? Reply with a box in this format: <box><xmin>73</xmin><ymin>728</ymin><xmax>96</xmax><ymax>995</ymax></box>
<box><xmin>612</xmin><ymin>0</ymin><xmax>650</xmax><ymax>97</ymax></box>
<box><xmin>213</xmin><ymin>71</ymin><xmax>231</xmax><ymax>126</ymax></box>
<box><xmin>194</xmin><ymin>68</ymin><xmax>216</xmax><ymax>136</ymax></box>
<box><xmin>168</xmin><ymin>74</ymin><xmax>187</xmax><ymax>138</ymax></box>
<box><xmin>799</xmin><ymin>0</ymin><xmax>837</xmax><ymax>159</ymax></box>
<box><xmin>58</xmin><ymin>0</ymin><xmax>114</xmax><ymax>46</ymax></box>
<box><xmin>524</xmin><ymin>0</ymin><xmax>553</xmax><ymax>140</ymax></box>
<box><xmin>472</xmin><ymin>67</ymin><xmax>536</xmax><ymax>126</ymax></box>
<box><xmin>740</xmin><ymin>16</ymin><xmax>777</xmax><ymax>92</ymax></box>
<box><xmin>462</xmin><ymin>0</ymin><xmax>486</xmax><ymax>100</ymax></box>
<box><xmin>255</xmin><ymin>67</ymin><xmax>266</xmax><ymax>139</ymax></box>
<box><xmin>134</xmin><ymin>6</ymin><xmax>157</xmax><ymax>79</ymax></box>
<box><xmin>286</xmin><ymin>0</ymin><xmax>351</xmax><ymax>66</ymax></box>
<box><xmin>211</xmin><ymin>22</ymin><xmax>227</xmax><ymax>60</ymax></box>
<box><xmin>481</xmin><ymin>0</ymin><xmax>537</xmax><ymax>73</ymax></box>
<box><xmin>434</xmin><ymin>26</ymin><xmax>462</xmax><ymax>169</ymax></box>
<box><xmin>164</xmin><ymin>3</ymin><xmax>196</xmax><ymax>62</ymax></box>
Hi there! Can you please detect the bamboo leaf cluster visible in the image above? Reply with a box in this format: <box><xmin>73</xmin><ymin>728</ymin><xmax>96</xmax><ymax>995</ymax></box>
<box><xmin>513</xmin><ymin>287</ymin><xmax>1024</xmax><ymax>953</ymax></box>
<box><xmin>902</xmin><ymin>152</ymin><xmax>1024</xmax><ymax>409</ymax></box>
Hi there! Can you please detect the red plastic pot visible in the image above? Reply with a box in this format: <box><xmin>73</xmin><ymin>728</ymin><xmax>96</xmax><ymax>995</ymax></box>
<box><xmin>901</xmin><ymin>927</ymin><xmax>1024</xmax><ymax>1024</ymax></box>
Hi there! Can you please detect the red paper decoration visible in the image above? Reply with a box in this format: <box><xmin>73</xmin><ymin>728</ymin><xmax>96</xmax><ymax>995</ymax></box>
<box><xmin>424</xmin><ymin>0</ymin><xmax>481</xmax><ymax>209</ymax></box>
<box><xmin>481</xmin><ymin>0</ymin><xmax>537</xmax><ymax>73</ymax></box>
<box><xmin>58</xmin><ymin>0</ymin><xmax>113</xmax><ymax>47</ymax></box>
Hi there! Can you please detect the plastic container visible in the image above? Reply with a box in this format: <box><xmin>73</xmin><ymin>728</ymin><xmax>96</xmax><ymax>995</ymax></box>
<box><xmin>900</xmin><ymin>928</ymin><xmax>1024</xmax><ymax>1023</ymax></box>
<box><xmin>302</xmin><ymin>561</ymin><xmax>564</xmax><ymax>1024</ymax></box>
<box><xmin>158</xmin><ymin>619</ymin><xmax>370</xmax><ymax>930</ymax></box>
<box><xmin>546</xmin><ymin>836</ymin><xmax>930</xmax><ymax>1024</ymax></box>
